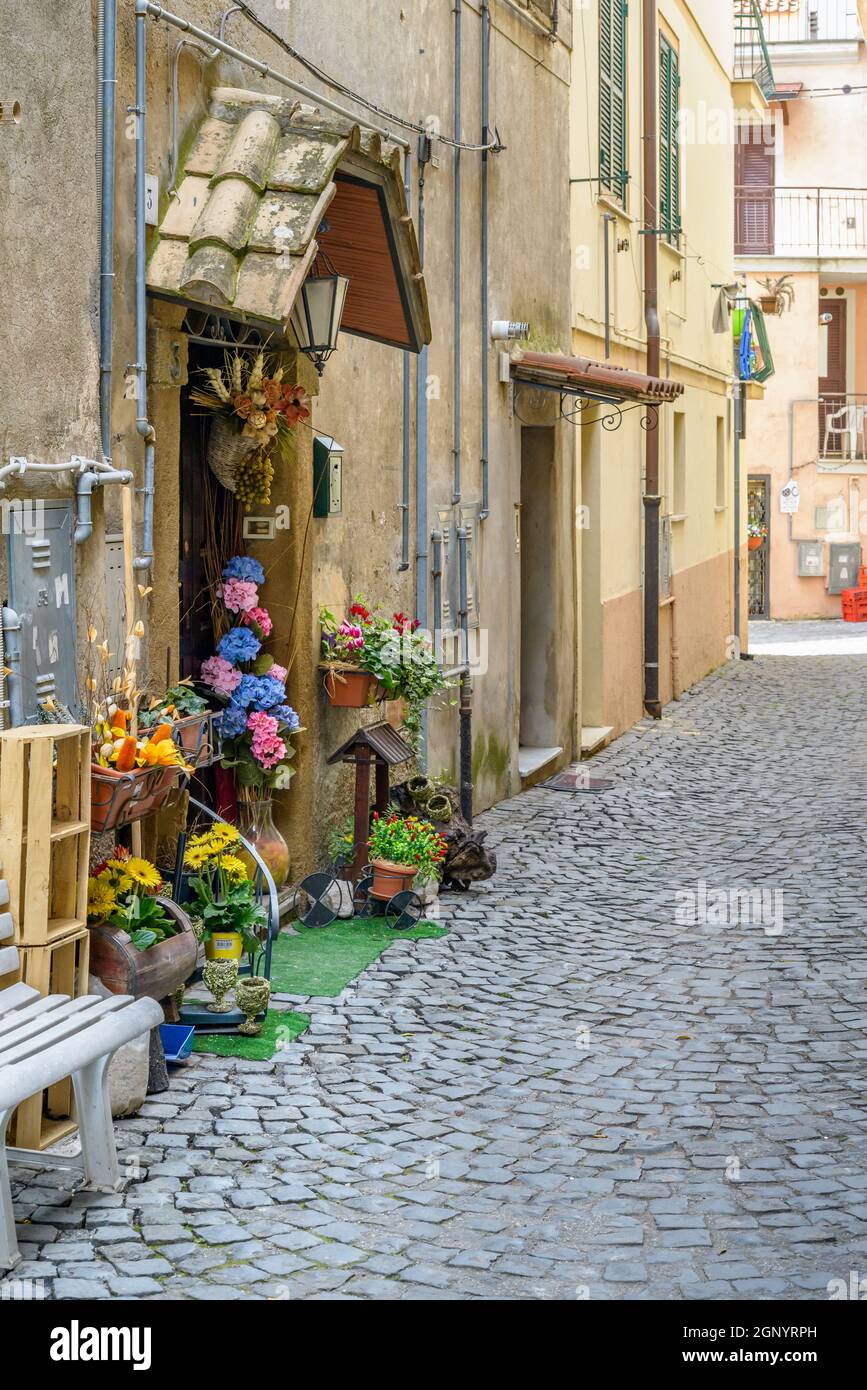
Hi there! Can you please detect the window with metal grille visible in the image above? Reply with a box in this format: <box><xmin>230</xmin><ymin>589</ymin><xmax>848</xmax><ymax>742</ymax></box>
<box><xmin>659</xmin><ymin>34</ymin><xmax>681</xmax><ymax>244</ymax></box>
<box><xmin>599</xmin><ymin>0</ymin><xmax>628</xmax><ymax>203</ymax></box>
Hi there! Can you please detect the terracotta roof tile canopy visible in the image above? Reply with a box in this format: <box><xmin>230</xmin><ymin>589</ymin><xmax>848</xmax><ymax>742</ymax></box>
<box><xmin>148</xmin><ymin>87</ymin><xmax>431</xmax><ymax>353</ymax></box>
<box><xmin>511</xmin><ymin>350</ymin><xmax>684</xmax><ymax>405</ymax></box>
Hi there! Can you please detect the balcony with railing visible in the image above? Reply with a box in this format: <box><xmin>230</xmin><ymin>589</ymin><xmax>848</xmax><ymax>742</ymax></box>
<box><xmin>816</xmin><ymin>395</ymin><xmax>867</xmax><ymax>463</ymax></box>
<box><xmin>734</xmin><ymin>0</ymin><xmax>778</xmax><ymax>101</ymax></box>
<box><xmin>735</xmin><ymin>185</ymin><xmax>867</xmax><ymax>256</ymax></box>
<box><xmin>760</xmin><ymin>1</ymin><xmax>863</xmax><ymax>46</ymax></box>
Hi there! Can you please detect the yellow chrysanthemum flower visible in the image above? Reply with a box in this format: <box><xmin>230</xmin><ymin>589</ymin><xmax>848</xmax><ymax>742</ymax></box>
<box><xmin>183</xmin><ymin>844</ymin><xmax>210</xmax><ymax>870</ymax></box>
<box><xmin>124</xmin><ymin>857</ymin><xmax>162</xmax><ymax>891</ymax></box>
<box><xmin>206</xmin><ymin>823</ymin><xmax>240</xmax><ymax>848</ymax></box>
<box><xmin>219</xmin><ymin>854</ymin><xmax>250</xmax><ymax>885</ymax></box>
<box><xmin>87</xmin><ymin>883</ymin><xmax>117</xmax><ymax>921</ymax></box>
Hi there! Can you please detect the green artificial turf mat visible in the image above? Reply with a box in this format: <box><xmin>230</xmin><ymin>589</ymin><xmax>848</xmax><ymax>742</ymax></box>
<box><xmin>269</xmin><ymin>916</ymin><xmax>448</xmax><ymax>998</ymax></box>
<box><xmin>192</xmin><ymin>1007</ymin><xmax>310</xmax><ymax>1060</ymax></box>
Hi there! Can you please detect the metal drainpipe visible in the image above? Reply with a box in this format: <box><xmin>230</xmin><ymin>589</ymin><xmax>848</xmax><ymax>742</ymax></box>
<box><xmin>431</xmin><ymin>531</ymin><xmax>443</xmax><ymax>655</ymax></box>
<box><xmin>452</xmin><ymin>1</ymin><xmax>462</xmax><ymax>505</ymax></box>
<box><xmin>479</xmin><ymin>0</ymin><xmax>491</xmax><ymax>520</ymax></box>
<box><xmin>133</xmin><ymin>0</ymin><xmax>156</xmax><ymax>571</ymax></box>
<box><xmin>734</xmin><ymin>379</ymin><xmax>744</xmax><ymax>648</ymax></box>
<box><xmin>400</xmin><ymin>146</ymin><xmax>412</xmax><ymax>570</ymax></box>
<box><xmin>457</xmin><ymin>526</ymin><xmax>473</xmax><ymax>823</ymax></box>
<box><xmin>415</xmin><ymin>144</ymin><xmax>431</xmax><ymax>766</ymax></box>
<box><xmin>99</xmin><ymin>0</ymin><xmax>117</xmax><ymax>462</ymax></box>
<box><xmin>74</xmin><ymin>469</ymin><xmax>134</xmax><ymax>545</ymax></box>
<box><xmin>642</xmin><ymin>0</ymin><xmax>662</xmax><ymax>719</ymax></box>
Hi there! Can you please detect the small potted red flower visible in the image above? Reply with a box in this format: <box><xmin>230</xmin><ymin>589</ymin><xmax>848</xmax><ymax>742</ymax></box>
<box><xmin>367</xmin><ymin>811</ymin><xmax>449</xmax><ymax>900</ymax></box>
<box><xmin>319</xmin><ymin>601</ymin><xmax>378</xmax><ymax>707</ymax></box>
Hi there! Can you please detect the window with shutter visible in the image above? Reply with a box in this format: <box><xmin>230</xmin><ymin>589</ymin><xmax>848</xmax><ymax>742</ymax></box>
<box><xmin>659</xmin><ymin>35</ymin><xmax>681</xmax><ymax>245</ymax></box>
<box><xmin>599</xmin><ymin>0</ymin><xmax>628</xmax><ymax>203</ymax></box>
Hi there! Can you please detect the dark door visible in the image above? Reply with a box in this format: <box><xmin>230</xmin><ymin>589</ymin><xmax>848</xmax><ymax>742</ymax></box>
<box><xmin>179</xmin><ymin>346</ymin><xmax>241</xmax><ymax>679</ymax></box>
<box><xmin>819</xmin><ymin>299</ymin><xmax>847</xmax><ymax>453</ymax></box>
<box><xmin>735</xmin><ymin>130</ymin><xmax>775</xmax><ymax>254</ymax></box>
<box><xmin>748</xmin><ymin>475</ymin><xmax>770</xmax><ymax>619</ymax></box>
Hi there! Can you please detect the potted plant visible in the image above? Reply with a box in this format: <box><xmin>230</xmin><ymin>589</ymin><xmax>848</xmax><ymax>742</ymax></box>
<box><xmin>198</xmin><ymin>556</ymin><xmax>303</xmax><ymax>887</ymax></box>
<box><xmin>183</xmin><ymin>822</ymin><xmax>267</xmax><ymax>961</ymax></box>
<box><xmin>748</xmin><ymin>521</ymin><xmax>767</xmax><ymax>551</ymax></box>
<box><xmin>139</xmin><ymin>681</ymin><xmax>214</xmax><ymax>765</ymax></box>
<box><xmin>190</xmin><ymin>349</ymin><xmax>310</xmax><ymax>492</ymax></box>
<box><xmin>367</xmin><ymin>811</ymin><xmax>448</xmax><ymax>900</ymax></box>
<box><xmin>90</xmin><ymin>708</ymin><xmax>191</xmax><ymax>833</ymax></box>
<box><xmin>319</xmin><ymin>601</ymin><xmax>379</xmax><ymax>707</ymax></box>
<box><xmin>87</xmin><ymin>848</ymin><xmax>198</xmax><ymax>1009</ymax></box>
<box><xmin>85</xmin><ymin>625</ymin><xmax>191</xmax><ymax>832</ymax></box>
<box><xmin>757</xmin><ymin>274</ymin><xmax>795</xmax><ymax>317</ymax></box>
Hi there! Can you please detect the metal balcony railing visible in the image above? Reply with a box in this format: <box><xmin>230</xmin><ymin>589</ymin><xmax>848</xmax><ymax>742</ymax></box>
<box><xmin>735</xmin><ymin>185</ymin><xmax>867</xmax><ymax>256</ymax></box>
<box><xmin>734</xmin><ymin>0</ymin><xmax>777</xmax><ymax>99</ymax></box>
<box><xmin>761</xmin><ymin>1</ymin><xmax>863</xmax><ymax>45</ymax></box>
<box><xmin>816</xmin><ymin>395</ymin><xmax>867</xmax><ymax>462</ymax></box>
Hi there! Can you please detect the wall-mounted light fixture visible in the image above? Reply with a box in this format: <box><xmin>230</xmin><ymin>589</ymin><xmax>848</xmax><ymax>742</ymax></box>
<box><xmin>290</xmin><ymin>247</ymin><xmax>349</xmax><ymax>375</ymax></box>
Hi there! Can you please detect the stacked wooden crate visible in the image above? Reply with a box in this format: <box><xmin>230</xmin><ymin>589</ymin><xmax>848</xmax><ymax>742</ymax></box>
<box><xmin>0</xmin><ymin>724</ymin><xmax>92</xmax><ymax>1148</ymax></box>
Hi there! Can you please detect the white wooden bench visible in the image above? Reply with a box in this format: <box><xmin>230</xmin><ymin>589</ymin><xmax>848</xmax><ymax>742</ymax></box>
<box><xmin>0</xmin><ymin>886</ymin><xmax>163</xmax><ymax>1270</ymax></box>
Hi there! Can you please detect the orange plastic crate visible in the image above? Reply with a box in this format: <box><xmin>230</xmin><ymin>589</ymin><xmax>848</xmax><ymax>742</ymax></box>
<box><xmin>841</xmin><ymin>587</ymin><xmax>867</xmax><ymax>622</ymax></box>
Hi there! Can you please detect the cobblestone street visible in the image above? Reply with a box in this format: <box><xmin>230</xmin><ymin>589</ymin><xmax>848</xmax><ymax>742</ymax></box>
<box><xmin>9</xmin><ymin>630</ymin><xmax>867</xmax><ymax>1301</ymax></box>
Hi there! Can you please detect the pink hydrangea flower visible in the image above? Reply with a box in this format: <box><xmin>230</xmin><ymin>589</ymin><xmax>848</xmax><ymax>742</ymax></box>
<box><xmin>242</xmin><ymin>606</ymin><xmax>273</xmax><ymax>636</ymax></box>
<box><xmin>247</xmin><ymin>710</ymin><xmax>286</xmax><ymax>769</ymax></box>
<box><xmin>269</xmin><ymin>663</ymin><xmax>288</xmax><ymax>684</ymax></box>
<box><xmin>220</xmin><ymin>578</ymin><xmax>259</xmax><ymax>613</ymax></box>
<box><xmin>200</xmin><ymin>655</ymin><xmax>242</xmax><ymax>697</ymax></box>
<box><xmin>247</xmin><ymin>710</ymin><xmax>278</xmax><ymax>737</ymax></box>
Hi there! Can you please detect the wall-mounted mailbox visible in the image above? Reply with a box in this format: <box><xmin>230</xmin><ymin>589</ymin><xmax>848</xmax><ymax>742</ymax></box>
<box><xmin>313</xmin><ymin>435</ymin><xmax>344</xmax><ymax>518</ymax></box>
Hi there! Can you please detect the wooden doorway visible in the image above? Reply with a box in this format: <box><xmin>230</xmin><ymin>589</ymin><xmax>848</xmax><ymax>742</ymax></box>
<box><xmin>819</xmin><ymin>298</ymin><xmax>847</xmax><ymax>453</ymax></box>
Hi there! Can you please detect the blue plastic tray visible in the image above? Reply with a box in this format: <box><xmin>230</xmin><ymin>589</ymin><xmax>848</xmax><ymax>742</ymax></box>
<box><xmin>160</xmin><ymin>1023</ymin><xmax>195</xmax><ymax>1063</ymax></box>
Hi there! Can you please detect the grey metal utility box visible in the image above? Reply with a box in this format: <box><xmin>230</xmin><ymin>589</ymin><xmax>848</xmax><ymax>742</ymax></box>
<box><xmin>796</xmin><ymin>540</ymin><xmax>825</xmax><ymax>577</ymax></box>
<box><xmin>828</xmin><ymin>542</ymin><xmax>862</xmax><ymax>594</ymax></box>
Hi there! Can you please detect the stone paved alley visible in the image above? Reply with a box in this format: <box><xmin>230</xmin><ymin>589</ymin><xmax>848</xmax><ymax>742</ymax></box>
<box><xmin>9</xmin><ymin>626</ymin><xmax>867</xmax><ymax>1300</ymax></box>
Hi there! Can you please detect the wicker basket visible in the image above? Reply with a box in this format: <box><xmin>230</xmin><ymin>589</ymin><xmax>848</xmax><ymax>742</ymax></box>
<box><xmin>207</xmin><ymin>415</ymin><xmax>256</xmax><ymax>491</ymax></box>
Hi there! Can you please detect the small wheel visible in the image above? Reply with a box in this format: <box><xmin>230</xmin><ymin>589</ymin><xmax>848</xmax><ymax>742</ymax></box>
<box><xmin>384</xmin><ymin>889</ymin><xmax>423</xmax><ymax>931</ymax></box>
<box><xmin>352</xmin><ymin>870</ymin><xmax>374</xmax><ymax>917</ymax></box>
<box><xmin>293</xmin><ymin>873</ymin><xmax>339</xmax><ymax>928</ymax></box>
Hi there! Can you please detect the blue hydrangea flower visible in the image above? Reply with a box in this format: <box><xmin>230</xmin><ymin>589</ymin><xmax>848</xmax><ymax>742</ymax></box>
<box><xmin>217</xmin><ymin>626</ymin><xmax>261</xmax><ymax>665</ymax></box>
<box><xmin>223</xmin><ymin>555</ymin><xmax>265</xmax><ymax>585</ymax></box>
<box><xmin>220</xmin><ymin>700</ymin><xmax>249</xmax><ymax>739</ymax></box>
<box><xmin>232</xmin><ymin>674</ymin><xmax>285</xmax><ymax>711</ymax></box>
<box><xmin>274</xmin><ymin>704</ymin><xmax>301</xmax><ymax>733</ymax></box>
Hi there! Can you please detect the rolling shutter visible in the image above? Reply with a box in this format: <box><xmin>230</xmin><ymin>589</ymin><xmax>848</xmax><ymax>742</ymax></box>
<box><xmin>599</xmin><ymin>0</ymin><xmax>628</xmax><ymax>202</ymax></box>
<box><xmin>659</xmin><ymin>36</ymin><xmax>681</xmax><ymax>244</ymax></box>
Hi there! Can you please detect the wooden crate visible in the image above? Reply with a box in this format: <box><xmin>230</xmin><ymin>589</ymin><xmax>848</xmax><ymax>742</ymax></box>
<box><xmin>7</xmin><ymin>928</ymin><xmax>90</xmax><ymax>1151</ymax></box>
<box><xmin>0</xmin><ymin>724</ymin><xmax>91</xmax><ymax>946</ymax></box>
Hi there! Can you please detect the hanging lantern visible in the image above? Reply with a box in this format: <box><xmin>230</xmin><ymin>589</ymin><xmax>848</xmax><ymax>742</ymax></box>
<box><xmin>290</xmin><ymin>247</ymin><xmax>349</xmax><ymax>375</ymax></box>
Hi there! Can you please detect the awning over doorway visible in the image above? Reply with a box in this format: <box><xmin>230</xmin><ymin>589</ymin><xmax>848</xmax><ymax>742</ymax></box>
<box><xmin>511</xmin><ymin>351</ymin><xmax>684</xmax><ymax>404</ymax></box>
<box><xmin>147</xmin><ymin>87</ymin><xmax>431</xmax><ymax>353</ymax></box>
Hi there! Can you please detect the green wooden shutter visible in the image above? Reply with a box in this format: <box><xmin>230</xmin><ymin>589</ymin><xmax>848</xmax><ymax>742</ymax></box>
<box><xmin>659</xmin><ymin>36</ymin><xmax>681</xmax><ymax>243</ymax></box>
<box><xmin>599</xmin><ymin>0</ymin><xmax>627</xmax><ymax>202</ymax></box>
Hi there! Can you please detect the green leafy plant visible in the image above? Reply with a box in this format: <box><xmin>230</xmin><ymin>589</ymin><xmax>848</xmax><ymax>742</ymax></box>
<box><xmin>140</xmin><ymin>681</ymin><xmax>209</xmax><ymax>728</ymax></box>
<box><xmin>183</xmin><ymin>823</ymin><xmax>266</xmax><ymax>953</ymax></box>
<box><xmin>367</xmin><ymin>811</ymin><xmax>448</xmax><ymax>880</ymax></box>
<box><xmin>87</xmin><ymin>847</ymin><xmax>178</xmax><ymax>953</ymax></box>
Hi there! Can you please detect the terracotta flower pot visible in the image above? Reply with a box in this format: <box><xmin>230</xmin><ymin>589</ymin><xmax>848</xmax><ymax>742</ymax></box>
<box><xmin>758</xmin><ymin>296</ymin><xmax>779</xmax><ymax>315</ymax></box>
<box><xmin>88</xmin><ymin>898</ymin><xmax>198</xmax><ymax>1015</ymax></box>
<box><xmin>370</xmin><ymin>859</ymin><xmax>418</xmax><ymax>900</ymax></box>
<box><xmin>748</xmin><ymin>535</ymin><xmax>764</xmax><ymax>551</ymax></box>
<box><xmin>173</xmin><ymin>712</ymin><xmax>211</xmax><ymax>766</ymax></box>
<box><xmin>90</xmin><ymin>764</ymin><xmax>180</xmax><ymax>833</ymax></box>
<box><xmin>322</xmin><ymin>666</ymin><xmax>377</xmax><ymax>708</ymax></box>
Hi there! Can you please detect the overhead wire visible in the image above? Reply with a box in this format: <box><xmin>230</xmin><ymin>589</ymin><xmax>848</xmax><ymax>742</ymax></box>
<box><xmin>224</xmin><ymin>0</ymin><xmax>504</xmax><ymax>152</ymax></box>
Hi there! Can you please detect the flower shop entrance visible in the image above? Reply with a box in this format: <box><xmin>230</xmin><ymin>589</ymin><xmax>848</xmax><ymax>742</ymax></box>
<box><xmin>179</xmin><ymin>341</ymin><xmax>241</xmax><ymax>679</ymax></box>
